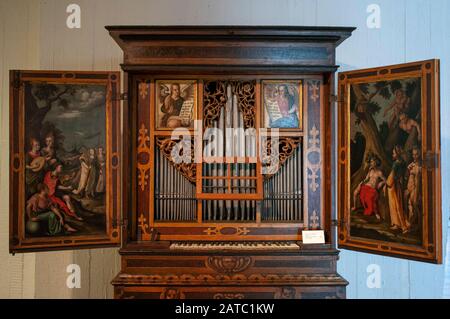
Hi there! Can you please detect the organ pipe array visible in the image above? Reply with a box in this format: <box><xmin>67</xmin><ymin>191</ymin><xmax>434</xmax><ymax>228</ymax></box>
<box><xmin>262</xmin><ymin>145</ymin><xmax>303</xmax><ymax>221</ymax></box>
<box><xmin>202</xmin><ymin>84</ymin><xmax>257</xmax><ymax>221</ymax></box>
<box><xmin>154</xmin><ymin>147</ymin><xmax>196</xmax><ymax>221</ymax></box>
<box><xmin>154</xmin><ymin>81</ymin><xmax>302</xmax><ymax>223</ymax></box>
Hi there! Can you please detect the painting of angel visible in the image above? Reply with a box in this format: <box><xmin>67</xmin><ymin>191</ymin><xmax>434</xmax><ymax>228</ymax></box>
<box><xmin>263</xmin><ymin>81</ymin><xmax>302</xmax><ymax>129</ymax></box>
<box><xmin>156</xmin><ymin>80</ymin><xmax>197</xmax><ymax>129</ymax></box>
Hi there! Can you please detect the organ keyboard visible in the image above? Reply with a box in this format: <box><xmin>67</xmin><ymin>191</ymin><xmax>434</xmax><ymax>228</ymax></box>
<box><xmin>169</xmin><ymin>241</ymin><xmax>300</xmax><ymax>251</ymax></box>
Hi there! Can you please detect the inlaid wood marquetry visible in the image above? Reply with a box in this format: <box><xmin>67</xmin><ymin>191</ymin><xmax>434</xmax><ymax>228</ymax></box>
<box><xmin>108</xmin><ymin>26</ymin><xmax>354</xmax><ymax>299</ymax></box>
<box><xmin>137</xmin><ymin>124</ymin><xmax>151</xmax><ymax>191</ymax></box>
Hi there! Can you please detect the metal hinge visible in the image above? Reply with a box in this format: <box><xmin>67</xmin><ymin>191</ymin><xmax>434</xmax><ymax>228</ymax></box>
<box><xmin>113</xmin><ymin>218</ymin><xmax>127</xmax><ymax>228</ymax></box>
<box><xmin>112</xmin><ymin>92</ymin><xmax>128</xmax><ymax>101</ymax></box>
<box><xmin>330</xmin><ymin>94</ymin><xmax>344</xmax><ymax>104</ymax></box>
<box><xmin>331</xmin><ymin>219</ymin><xmax>346</xmax><ymax>227</ymax></box>
<box><xmin>423</xmin><ymin>151</ymin><xmax>439</xmax><ymax>169</ymax></box>
<box><xmin>12</xmin><ymin>71</ymin><xmax>21</xmax><ymax>89</ymax></box>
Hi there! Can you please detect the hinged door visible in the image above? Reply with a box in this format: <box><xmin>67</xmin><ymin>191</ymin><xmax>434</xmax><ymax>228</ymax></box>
<box><xmin>10</xmin><ymin>70</ymin><xmax>121</xmax><ymax>252</ymax></box>
<box><xmin>337</xmin><ymin>60</ymin><xmax>442</xmax><ymax>263</ymax></box>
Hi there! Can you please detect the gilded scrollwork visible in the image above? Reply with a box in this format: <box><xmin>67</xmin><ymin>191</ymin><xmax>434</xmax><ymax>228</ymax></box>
<box><xmin>155</xmin><ymin>136</ymin><xmax>196</xmax><ymax>184</ymax></box>
<box><xmin>203</xmin><ymin>81</ymin><xmax>227</xmax><ymax>129</ymax></box>
<box><xmin>203</xmin><ymin>80</ymin><xmax>256</xmax><ymax>129</ymax></box>
<box><xmin>262</xmin><ymin>136</ymin><xmax>302</xmax><ymax>178</ymax></box>
<box><xmin>231</xmin><ymin>81</ymin><xmax>256</xmax><ymax>129</ymax></box>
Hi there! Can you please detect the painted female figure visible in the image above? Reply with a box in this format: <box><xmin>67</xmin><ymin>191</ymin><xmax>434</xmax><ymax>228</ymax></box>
<box><xmin>26</xmin><ymin>183</ymin><xmax>76</xmax><ymax>235</ymax></box>
<box><xmin>73</xmin><ymin>148</ymin><xmax>92</xmax><ymax>196</ymax></box>
<box><xmin>85</xmin><ymin>148</ymin><xmax>98</xmax><ymax>199</ymax></box>
<box><xmin>269</xmin><ymin>84</ymin><xmax>299</xmax><ymax>128</ymax></box>
<box><xmin>384</xmin><ymin>145</ymin><xmax>410</xmax><ymax>233</ymax></box>
<box><xmin>25</xmin><ymin>137</ymin><xmax>45</xmax><ymax>196</ymax></box>
<box><xmin>41</xmin><ymin>133</ymin><xmax>58</xmax><ymax>167</ymax></box>
<box><xmin>95</xmin><ymin>147</ymin><xmax>106</xmax><ymax>194</ymax></box>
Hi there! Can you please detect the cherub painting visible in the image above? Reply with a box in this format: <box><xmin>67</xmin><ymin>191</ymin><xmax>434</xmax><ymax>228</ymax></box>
<box><xmin>263</xmin><ymin>81</ymin><xmax>302</xmax><ymax>129</ymax></box>
<box><xmin>156</xmin><ymin>80</ymin><xmax>197</xmax><ymax>129</ymax></box>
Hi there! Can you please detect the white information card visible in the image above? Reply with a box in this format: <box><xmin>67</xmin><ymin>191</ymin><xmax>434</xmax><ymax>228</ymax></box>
<box><xmin>302</xmin><ymin>230</ymin><xmax>325</xmax><ymax>244</ymax></box>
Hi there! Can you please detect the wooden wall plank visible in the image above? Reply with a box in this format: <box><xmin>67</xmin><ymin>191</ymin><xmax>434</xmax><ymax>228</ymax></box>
<box><xmin>0</xmin><ymin>0</ymin><xmax>40</xmax><ymax>299</ymax></box>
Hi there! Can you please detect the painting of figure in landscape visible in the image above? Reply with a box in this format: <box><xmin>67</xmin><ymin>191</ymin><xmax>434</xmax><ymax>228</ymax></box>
<box><xmin>24</xmin><ymin>83</ymin><xmax>107</xmax><ymax>237</ymax></box>
<box><xmin>349</xmin><ymin>77</ymin><xmax>423</xmax><ymax>245</ymax></box>
<box><xmin>156</xmin><ymin>80</ymin><xmax>197</xmax><ymax>129</ymax></box>
<box><xmin>263</xmin><ymin>81</ymin><xmax>301</xmax><ymax>129</ymax></box>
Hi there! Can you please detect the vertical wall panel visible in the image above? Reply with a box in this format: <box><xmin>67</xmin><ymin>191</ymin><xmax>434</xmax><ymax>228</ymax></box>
<box><xmin>0</xmin><ymin>0</ymin><xmax>40</xmax><ymax>299</ymax></box>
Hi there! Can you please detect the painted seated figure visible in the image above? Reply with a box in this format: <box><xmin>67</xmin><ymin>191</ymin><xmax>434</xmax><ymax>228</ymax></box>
<box><xmin>26</xmin><ymin>183</ymin><xmax>76</xmax><ymax>236</ymax></box>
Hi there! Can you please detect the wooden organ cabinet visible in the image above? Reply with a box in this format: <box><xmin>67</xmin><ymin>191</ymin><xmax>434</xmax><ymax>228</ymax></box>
<box><xmin>108</xmin><ymin>26</ymin><xmax>354</xmax><ymax>299</ymax></box>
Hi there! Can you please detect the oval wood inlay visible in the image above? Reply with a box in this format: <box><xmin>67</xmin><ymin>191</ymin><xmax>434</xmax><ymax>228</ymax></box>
<box><xmin>112</xmin><ymin>153</ymin><xmax>120</xmax><ymax>168</ymax></box>
<box><xmin>63</xmin><ymin>72</ymin><xmax>75</xmax><ymax>78</ymax></box>
<box><xmin>13</xmin><ymin>154</ymin><xmax>21</xmax><ymax>172</ymax></box>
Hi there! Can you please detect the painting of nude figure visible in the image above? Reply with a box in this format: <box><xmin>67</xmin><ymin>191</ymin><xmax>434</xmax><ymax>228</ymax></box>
<box><xmin>24</xmin><ymin>83</ymin><xmax>107</xmax><ymax>237</ymax></box>
<box><xmin>349</xmin><ymin>77</ymin><xmax>424</xmax><ymax>245</ymax></box>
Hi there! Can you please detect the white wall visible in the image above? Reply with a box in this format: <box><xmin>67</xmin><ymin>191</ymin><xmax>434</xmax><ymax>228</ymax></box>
<box><xmin>1</xmin><ymin>0</ymin><xmax>448</xmax><ymax>298</ymax></box>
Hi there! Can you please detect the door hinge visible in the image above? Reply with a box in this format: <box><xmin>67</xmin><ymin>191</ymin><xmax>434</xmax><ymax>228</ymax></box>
<box><xmin>423</xmin><ymin>151</ymin><xmax>439</xmax><ymax>169</ymax></box>
<box><xmin>12</xmin><ymin>71</ymin><xmax>21</xmax><ymax>89</ymax></box>
<box><xmin>330</xmin><ymin>94</ymin><xmax>344</xmax><ymax>103</ymax></box>
<box><xmin>112</xmin><ymin>92</ymin><xmax>128</xmax><ymax>101</ymax></box>
<box><xmin>331</xmin><ymin>219</ymin><xmax>346</xmax><ymax>227</ymax></box>
<box><xmin>113</xmin><ymin>218</ymin><xmax>127</xmax><ymax>228</ymax></box>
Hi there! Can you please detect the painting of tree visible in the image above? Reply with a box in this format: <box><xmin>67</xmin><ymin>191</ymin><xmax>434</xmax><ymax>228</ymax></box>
<box><xmin>349</xmin><ymin>77</ymin><xmax>423</xmax><ymax>244</ymax></box>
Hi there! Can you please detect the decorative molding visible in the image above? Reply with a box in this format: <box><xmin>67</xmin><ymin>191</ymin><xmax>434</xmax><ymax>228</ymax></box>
<box><xmin>206</xmin><ymin>256</ymin><xmax>253</xmax><ymax>274</ymax></box>
<box><xmin>115</xmin><ymin>273</ymin><xmax>346</xmax><ymax>285</ymax></box>
<box><xmin>275</xmin><ymin>287</ymin><xmax>297</xmax><ymax>299</ymax></box>
<box><xmin>160</xmin><ymin>288</ymin><xmax>185</xmax><ymax>299</ymax></box>
<box><xmin>137</xmin><ymin>124</ymin><xmax>151</xmax><ymax>191</ymax></box>
<box><xmin>155</xmin><ymin>137</ymin><xmax>196</xmax><ymax>184</ymax></box>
